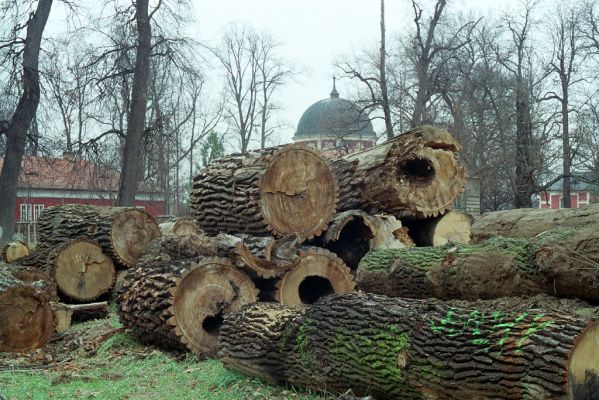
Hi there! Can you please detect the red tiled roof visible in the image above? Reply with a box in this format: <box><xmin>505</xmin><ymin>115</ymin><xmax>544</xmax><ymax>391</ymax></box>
<box><xmin>0</xmin><ymin>156</ymin><xmax>160</xmax><ymax>193</ymax></box>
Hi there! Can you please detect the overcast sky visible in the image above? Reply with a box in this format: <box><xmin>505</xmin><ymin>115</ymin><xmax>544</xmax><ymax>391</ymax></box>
<box><xmin>188</xmin><ymin>0</ymin><xmax>525</xmax><ymax>145</ymax></box>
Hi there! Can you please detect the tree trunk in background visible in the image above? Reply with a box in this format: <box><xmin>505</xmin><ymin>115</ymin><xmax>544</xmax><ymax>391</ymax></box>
<box><xmin>379</xmin><ymin>0</ymin><xmax>393</xmax><ymax>140</ymax></box>
<box><xmin>0</xmin><ymin>0</ymin><xmax>53</xmax><ymax>241</ymax></box>
<box><xmin>513</xmin><ymin>87</ymin><xmax>534</xmax><ymax>208</ymax></box>
<box><xmin>220</xmin><ymin>293</ymin><xmax>599</xmax><ymax>399</ymax></box>
<box><xmin>118</xmin><ymin>0</ymin><xmax>151</xmax><ymax>206</ymax></box>
<box><xmin>562</xmin><ymin>81</ymin><xmax>571</xmax><ymax>208</ymax></box>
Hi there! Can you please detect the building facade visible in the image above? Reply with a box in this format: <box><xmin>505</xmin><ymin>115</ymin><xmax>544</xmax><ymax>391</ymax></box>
<box><xmin>539</xmin><ymin>178</ymin><xmax>598</xmax><ymax>209</ymax></box>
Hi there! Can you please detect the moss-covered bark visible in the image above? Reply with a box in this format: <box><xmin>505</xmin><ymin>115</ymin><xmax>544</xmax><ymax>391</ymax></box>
<box><xmin>219</xmin><ymin>292</ymin><xmax>599</xmax><ymax>399</ymax></box>
<box><xmin>357</xmin><ymin>228</ymin><xmax>599</xmax><ymax>303</ymax></box>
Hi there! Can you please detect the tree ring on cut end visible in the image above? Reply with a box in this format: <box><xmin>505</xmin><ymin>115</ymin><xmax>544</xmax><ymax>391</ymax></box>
<box><xmin>111</xmin><ymin>209</ymin><xmax>160</xmax><ymax>267</ymax></box>
<box><xmin>172</xmin><ymin>260</ymin><xmax>257</xmax><ymax>356</ymax></box>
<box><xmin>259</xmin><ymin>146</ymin><xmax>337</xmax><ymax>239</ymax></box>
<box><xmin>568</xmin><ymin>323</ymin><xmax>599</xmax><ymax>398</ymax></box>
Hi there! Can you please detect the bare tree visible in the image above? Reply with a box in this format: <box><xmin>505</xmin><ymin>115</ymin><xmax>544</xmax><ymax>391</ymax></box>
<box><xmin>0</xmin><ymin>0</ymin><xmax>53</xmax><ymax>241</ymax></box>
<box><xmin>543</xmin><ymin>3</ymin><xmax>586</xmax><ymax>208</ymax></box>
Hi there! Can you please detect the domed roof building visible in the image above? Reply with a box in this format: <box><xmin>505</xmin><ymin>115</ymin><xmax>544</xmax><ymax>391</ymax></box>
<box><xmin>293</xmin><ymin>79</ymin><xmax>375</xmax><ymax>156</ymax></box>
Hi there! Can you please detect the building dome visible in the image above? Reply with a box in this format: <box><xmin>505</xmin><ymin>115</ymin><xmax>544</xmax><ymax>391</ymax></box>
<box><xmin>294</xmin><ymin>82</ymin><xmax>375</xmax><ymax>142</ymax></box>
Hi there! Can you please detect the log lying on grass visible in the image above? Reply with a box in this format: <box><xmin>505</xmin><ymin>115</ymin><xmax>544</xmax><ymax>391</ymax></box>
<box><xmin>314</xmin><ymin>210</ymin><xmax>414</xmax><ymax>270</ymax></box>
<box><xmin>37</xmin><ymin>204</ymin><xmax>160</xmax><ymax>268</ymax></box>
<box><xmin>333</xmin><ymin>125</ymin><xmax>467</xmax><ymax>218</ymax></box>
<box><xmin>1</xmin><ymin>261</ymin><xmax>57</xmax><ymax>300</ymax></box>
<box><xmin>117</xmin><ymin>256</ymin><xmax>257</xmax><ymax>355</ymax></box>
<box><xmin>0</xmin><ymin>269</ymin><xmax>54</xmax><ymax>352</ymax></box>
<box><xmin>219</xmin><ymin>292</ymin><xmax>599</xmax><ymax>400</ymax></box>
<box><xmin>190</xmin><ymin>145</ymin><xmax>338</xmax><ymax>240</ymax></box>
<box><xmin>471</xmin><ymin>204</ymin><xmax>599</xmax><ymax>243</ymax></box>
<box><xmin>1</xmin><ymin>241</ymin><xmax>29</xmax><ymax>262</ymax></box>
<box><xmin>356</xmin><ymin>227</ymin><xmax>599</xmax><ymax>302</ymax></box>
<box><xmin>403</xmin><ymin>210</ymin><xmax>473</xmax><ymax>246</ymax></box>
<box><xmin>274</xmin><ymin>247</ymin><xmax>355</xmax><ymax>305</ymax></box>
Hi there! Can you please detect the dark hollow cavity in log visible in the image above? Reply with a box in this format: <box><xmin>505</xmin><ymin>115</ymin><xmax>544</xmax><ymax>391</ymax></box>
<box><xmin>397</xmin><ymin>158</ymin><xmax>435</xmax><ymax>185</ymax></box>
<box><xmin>299</xmin><ymin>275</ymin><xmax>334</xmax><ymax>304</ymax></box>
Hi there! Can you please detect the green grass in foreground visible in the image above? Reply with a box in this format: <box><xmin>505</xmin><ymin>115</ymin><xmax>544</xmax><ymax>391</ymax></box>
<box><xmin>0</xmin><ymin>317</ymin><xmax>329</xmax><ymax>400</ymax></box>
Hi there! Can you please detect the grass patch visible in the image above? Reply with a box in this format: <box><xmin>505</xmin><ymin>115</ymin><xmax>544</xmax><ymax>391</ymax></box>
<box><xmin>0</xmin><ymin>316</ymin><xmax>329</xmax><ymax>400</ymax></box>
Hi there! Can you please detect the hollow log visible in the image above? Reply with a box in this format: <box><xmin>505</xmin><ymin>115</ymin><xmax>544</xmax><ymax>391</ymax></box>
<box><xmin>1</xmin><ymin>241</ymin><xmax>29</xmax><ymax>262</ymax></box>
<box><xmin>315</xmin><ymin>210</ymin><xmax>414</xmax><ymax>270</ymax></box>
<box><xmin>403</xmin><ymin>210</ymin><xmax>473</xmax><ymax>246</ymax></box>
<box><xmin>37</xmin><ymin>204</ymin><xmax>160</xmax><ymax>268</ymax></box>
<box><xmin>0</xmin><ymin>269</ymin><xmax>55</xmax><ymax>353</ymax></box>
<box><xmin>471</xmin><ymin>204</ymin><xmax>599</xmax><ymax>243</ymax></box>
<box><xmin>356</xmin><ymin>227</ymin><xmax>599</xmax><ymax>302</ymax></box>
<box><xmin>274</xmin><ymin>247</ymin><xmax>355</xmax><ymax>305</ymax></box>
<box><xmin>333</xmin><ymin>125</ymin><xmax>467</xmax><ymax>218</ymax></box>
<box><xmin>159</xmin><ymin>217</ymin><xmax>199</xmax><ymax>236</ymax></box>
<box><xmin>190</xmin><ymin>145</ymin><xmax>338</xmax><ymax>240</ymax></box>
<box><xmin>219</xmin><ymin>292</ymin><xmax>599</xmax><ymax>400</ymax></box>
<box><xmin>117</xmin><ymin>256</ymin><xmax>257</xmax><ymax>355</ymax></box>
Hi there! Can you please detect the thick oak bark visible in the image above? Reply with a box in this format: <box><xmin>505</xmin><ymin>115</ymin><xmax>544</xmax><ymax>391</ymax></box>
<box><xmin>117</xmin><ymin>255</ymin><xmax>257</xmax><ymax>355</ymax></box>
<box><xmin>37</xmin><ymin>204</ymin><xmax>160</xmax><ymax>268</ymax></box>
<box><xmin>471</xmin><ymin>204</ymin><xmax>599</xmax><ymax>243</ymax></box>
<box><xmin>219</xmin><ymin>292</ymin><xmax>599</xmax><ymax>400</ymax></box>
<box><xmin>404</xmin><ymin>210</ymin><xmax>473</xmax><ymax>246</ymax></box>
<box><xmin>0</xmin><ymin>269</ymin><xmax>54</xmax><ymax>352</ymax></box>
<box><xmin>333</xmin><ymin>125</ymin><xmax>467</xmax><ymax>218</ymax></box>
<box><xmin>190</xmin><ymin>145</ymin><xmax>338</xmax><ymax>240</ymax></box>
<box><xmin>356</xmin><ymin>227</ymin><xmax>599</xmax><ymax>302</ymax></box>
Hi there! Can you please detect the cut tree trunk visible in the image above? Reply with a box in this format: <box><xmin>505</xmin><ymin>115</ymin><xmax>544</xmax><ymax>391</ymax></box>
<box><xmin>1</xmin><ymin>261</ymin><xmax>57</xmax><ymax>301</ymax></box>
<box><xmin>314</xmin><ymin>210</ymin><xmax>414</xmax><ymax>270</ymax></box>
<box><xmin>333</xmin><ymin>125</ymin><xmax>467</xmax><ymax>218</ymax></box>
<box><xmin>190</xmin><ymin>145</ymin><xmax>338</xmax><ymax>240</ymax></box>
<box><xmin>117</xmin><ymin>256</ymin><xmax>257</xmax><ymax>355</ymax></box>
<box><xmin>274</xmin><ymin>247</ymin><xmax>355</xmax><ymax>305</ymax></box>
<box><xmin>2</xmin><ymin>241</ymin><xmax>30</xmax><ymax>262</ymax></box>
<box><xmin>356</xmin><ymin>227</ymin><xmax>599</xmax><ymax>302</ymax></box>
<box><xmin>37</xmin><ymin>204</ymin><xmax>160</xmax><ymax>268</ymax></box>
<box><xmin>403</xmin><ymin>210</ymin><xmax>473</xmax><ymax>246</ymax></box>
<box><xmin>47</xmin><ymin>240</ymin><xmax>115</xmax><ymax>301</ymax></box>
<box><xmin>219</xmin><ymin>292</ymin><xmax>599</xmax><ymax>400</ymax></box>
<box><xmin>471</xmin><ymin>204</ymin><xmax>599</xmax><ymax>243</ymax></box>
<box><xmin>0</xmin><ymin>269</ymin><xmax>55</xmax><ymax>352</ymax></box>
<box><xmin>159</xmin><ymin>217</ymin><xmax>199</xmax><ymax>236</ymax></box>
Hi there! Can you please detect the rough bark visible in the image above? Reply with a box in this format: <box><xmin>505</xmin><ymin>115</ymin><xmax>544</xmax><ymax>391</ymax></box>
<box><xmin>333</xmin><ymin>125</ymin><xmax>466</xmax><ymax>218</ymax></box>
<box><xmin>357</xmin><ymin>227</ymin><xmax>599</xmax><ymax>302</ymax></box>
<box><xmin>471</xmin><ymin>204</ymin><xmax>599</xmax><ymax>243</ymax></box>
<box><xmin>1</xmin><ymin>261</ymin><xmax>57</xmax><ymax>301</ymax></box>
<box><xmin>274</xmin><ymin>247</ymin><xmax>355</xmax><ymax>305</ymax></box>
<box><xmin>1</xmin><ymin>241</ymin><xmax>30</xmax><ymax>262</ymax></box>
<box><xmin>0</xmin><ymin>0</ymin><xmax>53</xmax><ymax>241</ymax></box>
<box><xmin>219</xmin><ymin>292</ymin><xmax>599</xmax><ymax>400</ymax></box>
<box><xmin>118</xmin><ymin>0</ymin><xmax>151</xmax><ymax>206</ymax></box>
<box><xmin>37</xmin><ymin>204</ymin><xmax>160</xmax><ymax>268</ymax></box>
<box><xmin>0</xmin><ymin>269</ymin><xmax>55</xmax><ymax>353</ymax></box>
<box><xmin>403</xmin><ymin>210</ymin><xmax>473</xmax><ymax>246</ymax></box>
<box><xmin>313</xmin><ymin>210</ymin><xmax>413</xmax><ymax>270</ymax></box>
<box><xmin>117</xmin><ymin>256</ymin><xmax>257</xmax><ymax>355</ymax></box>
<box><xmin>190</xmin><ymin>145</ymin><xmax>338</xmax><ymax>240</ymax></box>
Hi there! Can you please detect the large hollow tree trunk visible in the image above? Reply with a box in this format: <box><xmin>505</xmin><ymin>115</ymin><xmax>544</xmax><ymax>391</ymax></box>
<box><xmin>274</xmin><ymin>247</ymin><xmax>355</xmax><ymax>305</ymax></box>
<box><xmin>313</xmin><ymin>210</ymin><xmax>413</xmax><ymax>270</ymax></box>
<box><xmin>333</xmin><ymin>125</ymin><xmax>467</xmax><ymax>218</ymax></box>
<box><xmin>219</xmin><ymin>292</ymin><xmax>599</xmax><ymax>400</ymax></box>
<box><xmin>37</xmin><ymin>204</ymin><xmax>160</xmax><ymax>268</ymax></box>
<box><xmin>471</xmin><ymin>204</ymin><xmax>599</xmax><ymax>243</ymax></box>
<box><xmin>403</xmin><ymin>210</ymin><xmax>473</xmax><ymax>246</ymax></box>
<box><xmin>0</xmin><ymin>0</ymin><xmax>53</xmax><ymax>241</ymax></box>
<box><xmin>356</xmin><ymin>227</ymin><xmax>599</xmax><ymax>303</ymax></box>
<box><xmin>190</xmin><ymin>145</ymin><xmax>338</xmax><ymax>240</ymax></box>
<box><xmin>0</xmin><ymin>269</ymin><xmax>55</xmax><ymax>353</ymax></box>
<box><xmin>117</xmin><ymin>255</ymin><xmax>257</xmax><ymax>355</ymax></box>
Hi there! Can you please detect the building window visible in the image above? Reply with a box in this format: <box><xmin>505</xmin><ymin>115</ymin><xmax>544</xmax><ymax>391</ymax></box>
<box><xmin>20</xmin><ymin>204</ymin><xmax>32</xmax><ymax>222</ymax></box>
<box><xmin>34</xmin><ymin>204</ymin><xmax>45</xmax><ymax>221</ymax></box>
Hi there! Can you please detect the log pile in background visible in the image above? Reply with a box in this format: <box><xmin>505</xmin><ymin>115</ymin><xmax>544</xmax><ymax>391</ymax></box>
<box><xmin>1</xmin><ymin>241</ymin><xmax>29</xmax><ymax>262</ymax></box>
<box><xmin>159</xmin><ymin>217</ymin><xmax>199</xmax><ymax>236</ymax></box>
<box><xmin>219</xmin><ymin>292</ymin><xmax>599</xmax><ymax>400</ymax></box>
